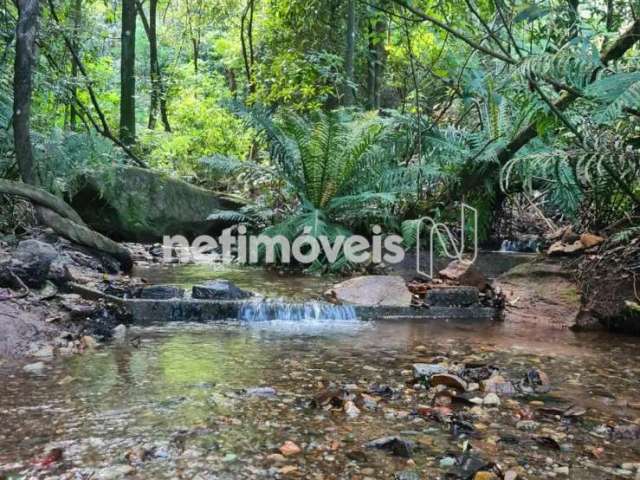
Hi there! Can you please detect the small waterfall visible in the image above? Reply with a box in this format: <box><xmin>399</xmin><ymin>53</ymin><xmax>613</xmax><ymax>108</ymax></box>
<box><xmin>238</xmin><ymin>300</ymin><xmax>357</xmax><ymax>322</ymax></box>
<box><xmin>499</xmin><ymin>239</ymin><xmax>539</xmax><ymax>253</ymax></box>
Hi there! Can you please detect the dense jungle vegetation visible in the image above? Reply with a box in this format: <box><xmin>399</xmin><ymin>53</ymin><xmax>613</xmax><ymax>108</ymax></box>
<box><xmin>1</xmin><ymin>0</ymin><xmax>639</xmax><ymax>270</ymax></box>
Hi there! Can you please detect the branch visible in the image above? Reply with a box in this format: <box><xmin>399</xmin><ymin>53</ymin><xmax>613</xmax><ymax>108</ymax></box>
<box><xmin>46</xmin><ymin>0</ymin><xmax>148</xmax><ymax>168</ymax></box>
<box><xmin>529</xmin><ymin>77</ymin><xmax>584</xmax><ymax>143</ymax></box>
<box><xmin>463</xmin><ymin>0</ymin><xmax>513</xmax><ymax>61</ymax></box>
<box><xmin>389</xmin><ymin>0</ymin><xmax>517</xmax><ymax>64</ymax></box>
<box><xmin>0</xmin><ymin>179</ymin><xmax>133</xmax><ymax>270</ymax></box>
<box><xmin>0</xmin><ymin>271</ymin><xmax>30</xmax><ymax>301</ymax></box>
<box><xmin>497</xmin><ymin>18</ymin><xmax>640</xmax><ymax>165</ymax></box>
<box><xmin>493</xmin><ymin>0</ymin><xmax>524</xmax><ymax>58</ymax></box>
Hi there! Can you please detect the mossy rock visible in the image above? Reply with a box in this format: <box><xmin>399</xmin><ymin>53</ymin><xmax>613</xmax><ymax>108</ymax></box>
<box><xmin>69</xmin><ymin>166</ymin><xmax>245</xmax><ymax>242</ymax></box>
<box><xmin>499</xmin><ymin>258</ymin><xmax>573</xmax><ymax>279</ymax></box>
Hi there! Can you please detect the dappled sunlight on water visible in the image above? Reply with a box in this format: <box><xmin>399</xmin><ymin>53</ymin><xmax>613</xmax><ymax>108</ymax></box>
<box><xmin>2</xmin><ymin>319</ymin><xmax>640</xmax><ymax>479</ymax></box>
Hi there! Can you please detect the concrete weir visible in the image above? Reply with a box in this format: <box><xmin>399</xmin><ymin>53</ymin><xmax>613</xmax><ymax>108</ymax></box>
<box><xmin>123</xmin><ymin>298</ymin><xmax>499</xmax><ymax>323</ymax></box>
<box><xmin>69</xmin><ymin>283</ymin><xmax>501</xmax><ymax>323</ymax></box>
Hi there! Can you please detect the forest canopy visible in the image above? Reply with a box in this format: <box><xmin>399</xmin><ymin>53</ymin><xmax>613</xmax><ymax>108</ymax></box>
<box><xmin>1</xmin><ymin>0</ymin><xmax>639</xmax><ymax>270</ymax></box>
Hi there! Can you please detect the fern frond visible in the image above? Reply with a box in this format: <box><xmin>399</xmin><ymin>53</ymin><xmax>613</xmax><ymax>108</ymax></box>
<box><xmin>585</xmin><ymin>73</ymin><xmax>640</xmax><ymax>123</ymax></box>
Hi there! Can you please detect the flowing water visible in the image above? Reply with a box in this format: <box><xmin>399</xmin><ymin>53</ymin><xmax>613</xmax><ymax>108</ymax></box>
<box><xmin>2</xmin><ymin>253</ymin><xmax>639</xmax><ymax>479</ymax></box>
<box><xmin>132</xmin><ymin>263</ymin><xmax>338</xmax><ymax>301</ymax></box>
<box><xmin>132</xmin><ymin>251</ymin><xmax>534</xmax><ymax>299</ymax></box>
<box><xmin>2</xmin><ymin>319</ymin><xmax>640</xmax><ymax>479</ymax></box>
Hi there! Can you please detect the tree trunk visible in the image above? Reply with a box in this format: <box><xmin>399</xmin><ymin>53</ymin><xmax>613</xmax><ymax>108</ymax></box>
<box><xmin>13</xmin><ymin>0</ymin><xmax>39</xmax><ymax>185</ymax></box>
<box><xmin>567</xmin><ymin>0</ymin><xmax>580</xmax><ymax>39</ymax></box>
<box><xmin>191</xmin><ymin>37</ymin><xmax>199</xmax><ymax>73</ymax></box>
<box><xmin>240</xmin><ymin>0</ymin><xmax>255</xmax><ymax>93</ymax></box>
<box><xmin>366</xmin><ymin>20</ymin><xmax>374</xmax><ymax>109</ymax></box>
<box><xmin>69</xmin><ymin>0</ymin><xmax>82</xmax><ymax>131</ymax></box>
<box><xmin>12</xmin><ymin>0</ymin><xmax>133</xmax><ymax>270</ymax></box>
<box><xmin>343</xmin><ymin>0</ymin><xmax>356</xmax><ymax>106</ymax></box>
<box><xmin>136</xmin><ymin>0</ymin><xmax>171</xmax><ymax>132</ymax></box>
<box><xmin>156</xmin><ymin>4</ymin><xmax>171</xmax><ymax>134</ymax></box>
<box><xmin>147</xmin><ymin>0</ymin><xmax>158</xmax><ymax>129</ymax></box>
<box><xmin>38</xmin><ymin>208</ymin><xmax>132</xmax><ymax>270</ymax></box>
<box><xmin>120</xmin><ymin>0</ymin><xmax>137</xmax><ymax>145</ymax></box>
<box><xmin>366</xmin><ymin>13</ymin><xmax>386</xmax><ymax>110</ymax></box>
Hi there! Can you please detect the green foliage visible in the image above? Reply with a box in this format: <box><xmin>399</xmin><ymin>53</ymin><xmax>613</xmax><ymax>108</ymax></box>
<box><xmin>33</xmin><ymin>129</ymin><xmax>128</xmax><ymax>195</ymax></box>
<box><xmin>233</xmin><ymin>107</ymin><xmax>403</xmax><ymax>270</ymax></box>
<box><xmin>585</xmin><ymin>72</ymin><xmax>640</xmax><ymax>124</ymax></box>
<box><xmin>4</xmin><ymin>0</ymin><xmax>639</xmax><ymax>258</ymax></box>
<box><xmin>140</xmin><ymin>67</ymin><xmax>253</xmax><ymax>174</ymax></box>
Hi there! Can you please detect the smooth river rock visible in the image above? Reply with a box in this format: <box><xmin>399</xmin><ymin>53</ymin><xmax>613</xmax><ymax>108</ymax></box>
<box><xmin>324</xmin><ymin>275</ymin><xmax>412</xmax><ymax>307</ymax></box>
<box><xmin>192</xmin><ymin>280</ymin><xmax>252</xmax><ymax>300</ymax></box>
<box><xmin>137</xmin><ymin>285</ymin><xmax>185</xmax><ymax>300</ymax></box>
<box><xmin>0</xmin><ymin>240</ymin><xmax>58</xmax><ymax>288</ymax></box>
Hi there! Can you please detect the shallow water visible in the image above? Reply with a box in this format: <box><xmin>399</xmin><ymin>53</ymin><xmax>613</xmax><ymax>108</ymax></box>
<box><xmin>132</xmin><ymin>262</ymin><xmax>338</xmax><ymax>300</ymax></box>
<box><xmin>132</xmin><ymin>251</ymin><xmax>533</xmax><ymax>300</ymax></box>
<box><xmin>2</xmin><ymin>319</ymin><xmax>640</xmax><ymax>479</ymax></box>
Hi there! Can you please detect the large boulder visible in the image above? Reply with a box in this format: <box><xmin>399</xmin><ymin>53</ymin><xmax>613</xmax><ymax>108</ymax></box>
<box><xmin>324</xmin><ymin>275</ymin><xmax>412</xmax><ymax>306</ymax></box>
<box><xmin>69</xmin><ymin>166</ymin><xmax>246</xmax><ymax>242</ymax></box>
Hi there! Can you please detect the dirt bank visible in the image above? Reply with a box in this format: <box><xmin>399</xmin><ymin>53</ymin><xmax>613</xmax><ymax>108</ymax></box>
<box><xmin>0</xmin><ymin>230</ymin><xmax>132</xmax><ymax>360</ymax></box>
<box><xmin>495</xmin><ymin>258</ymin><xmax>581</xmax><ymax>329</ymax></box>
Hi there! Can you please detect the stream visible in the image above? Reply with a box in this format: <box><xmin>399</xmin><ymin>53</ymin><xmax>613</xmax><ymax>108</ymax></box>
<box><xmin>2</xmin><ymin>319</ymin><xmax>640</xmax><ymax>479</ymax></box>
<box><xmin>1</xmin><ymin>254</ymin><xmax>640</xmax><ymax>479</ymax></box>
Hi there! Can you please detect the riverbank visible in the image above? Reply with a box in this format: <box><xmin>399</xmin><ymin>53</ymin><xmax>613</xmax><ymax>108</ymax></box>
<box><xmin>0</xmin><ymin>230</ymin><xmax>132</xmax><ymax>360</ymax></box>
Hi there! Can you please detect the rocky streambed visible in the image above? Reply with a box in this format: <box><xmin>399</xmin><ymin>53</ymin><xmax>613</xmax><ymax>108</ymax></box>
<box><xmin>2</xmin><ymin>320</ymin><xmax>640</xmax><ymax>480</ymax></box>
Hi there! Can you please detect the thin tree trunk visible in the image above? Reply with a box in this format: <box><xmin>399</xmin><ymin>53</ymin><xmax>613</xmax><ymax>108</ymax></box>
<box><xmin>12</xmin><ymin>0</ymin><xmax>133</xmax><ymax>270</ymax></box>
<box><xmin>183</xmin><ymin>0</ymin><xmax>200</xmax><ymax>74</ymax></box>
<box><xmin>136</xmin><ymin>0</ymin><xmax>171</xmax><ymax>132</ymax></box>
<box><xmin>567</xmin><ymin>0</ymin><xmax>580</xmax><ymax>39</ymax></box>
<box><xmin>69</xmin><ymin>0</ymin><xmax>81</xmax><ymax>130</ymax></box>
<box><xmin>45</xmin><ymin>0</ymin><xmax>148</xmax><ymax>167</ymax></box>
<box><xmin>373</xmin><ymin>18</ymin><xmax>386</xmax><ymax>108</ymax></box>
<box><xmin>191</xmin><ymin>37</ymin><xmax>198</xmax><ymax>73</ymax></box>
<box><xmin>158</xmin><ymin>80</ymin><xmax>171</xmax><ymax>131</ymax></box>
<box><xmin>366</xmin><ymin>20</ymin><xmax>375</xmax><ymax>109</ymax></box>
<box><xmin>13</xmin><ymin>0</ymin><xmax>38</xmax><ymax>185</ymax></box>
<box><xmin>147</xmin><ymin>0</ymin><xmax>158</xmax><ymax>129</ymax></box>
<box><xmin>343</xmin><ymin>0</ymin><xmax>356</xmax><ymax>106</ymax></box>
<box><xmin>240</xmin><ymin>0</ymin><xmax>255</xmax><ymax>93</ymax></box>
<box><xmin>367</xmin><ymin>13</ymin><xmax>386</xmax><ymax>110</ymax></box>
<box><xmin>120</xmin><ymin>0</ymin><xmax>136</xmax><ymax>145</ymax></box>
<box><xmin>156</xmin><ymin>12</ymin><xmax>171</xmax><ymax>134</ymax></box>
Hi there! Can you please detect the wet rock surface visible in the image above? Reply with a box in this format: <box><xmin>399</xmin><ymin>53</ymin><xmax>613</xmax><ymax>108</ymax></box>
<box><xmin>2</xmin><ymin>321</ymin><xmax>640</xmax><ymax>479</ymax></box>
<box><xmin>0</xmin><ymin>239</ymin><xmax>58</xmax><ymax>288</ymax></box>
<box><xmin>0</xmin><ymin>230</ymin><xmax>131</xmax><ymax>358</ymax></box>
<box><xmin>192</xmin><ymin>279</ymin><xmax>253</xmax><ymax>300</ymax></box>
<box><xmin>136</xmin><ymin>284</ymin><xmax>185</xmax><ymax>300</ymax></box>
<box><xmin>425</xmin><ymin>287</ymin><xmax>480</xmax><ymax>307</ymax></box>
<box><xmin>325</xmin><ymin>275</ymin><xmax>412</xmax><ymax>306</ymax></box>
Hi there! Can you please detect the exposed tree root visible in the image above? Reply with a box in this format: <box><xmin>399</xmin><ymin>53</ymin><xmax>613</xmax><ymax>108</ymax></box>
<box><xmin>0</xmin><ymin>179</ymin><xmax>85</xmax><ymax>225</ymax></box>
<box><xmin>0</xmin><ymin>272</ymin><xmax>30</xmax><ymax>302</ymax></box>
<box><xmin>0</xmin><ymin>179</ymin><xmax>132</xmax><ymax>271</ymax></box>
